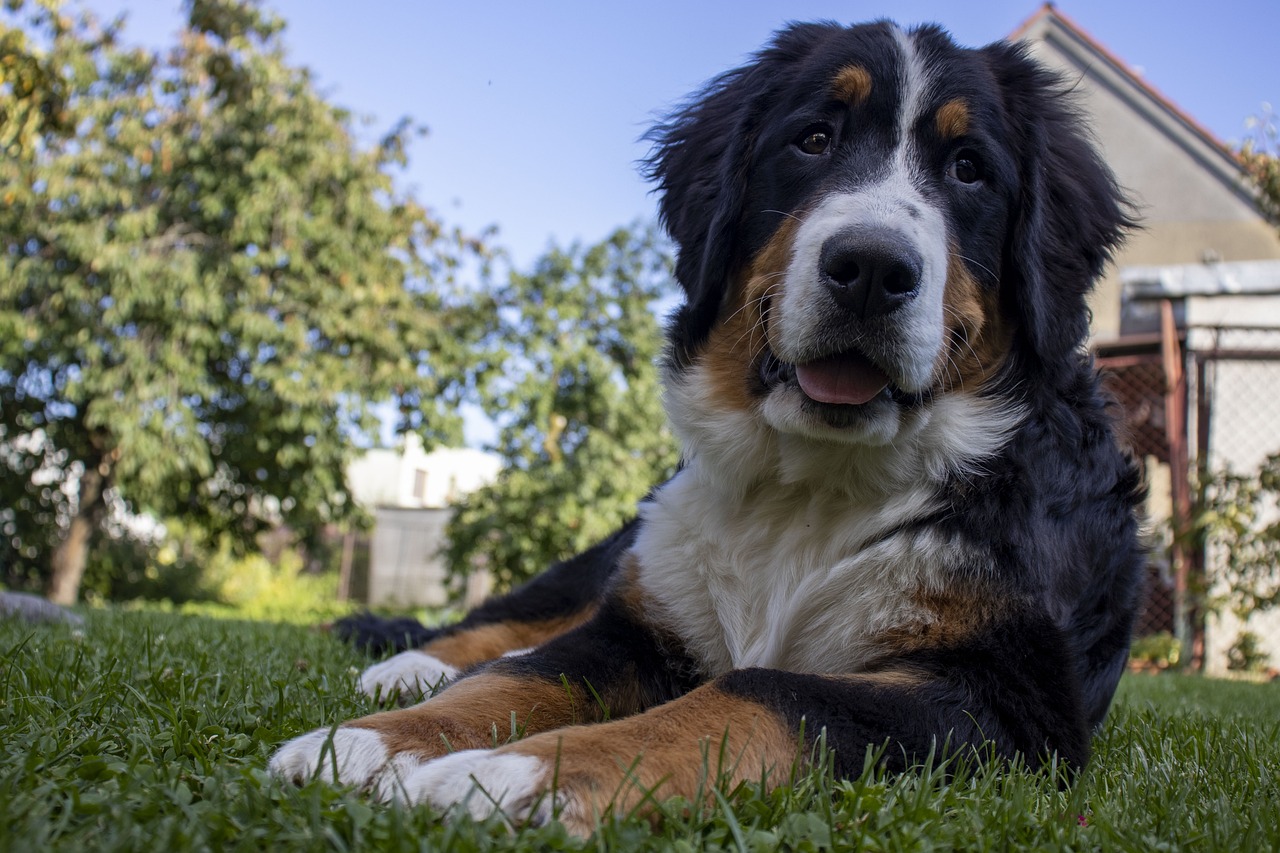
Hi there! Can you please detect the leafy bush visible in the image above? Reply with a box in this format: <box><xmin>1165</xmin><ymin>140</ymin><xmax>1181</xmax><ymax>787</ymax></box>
<box><xmin>1226</xmin><ymin>631</ymin><xmax>1273</xmax><ymax>674</ymax></box>
<box><xmin>178</xmin><ymin>571</ymin><xmax>348</xmax><ymax>624</ymax></box>
<box><xmin>1130</xmin><ymin>631</ymin><xmax>1182</xmax><ymax>671</ymax></box>
<box><xmin>1193</xmin><ymin>452</ymin><xmax>1280</xmax><ymax>619</ymax></box>
<box><xmin>66</xmin><ymin>515</ymin><xmax>351</xmax><ymax>622</ymax></box>
<box><xmin>80</xmin><ymin>530</ymin><xmax>211</xmax><ymax>605</ymax></box>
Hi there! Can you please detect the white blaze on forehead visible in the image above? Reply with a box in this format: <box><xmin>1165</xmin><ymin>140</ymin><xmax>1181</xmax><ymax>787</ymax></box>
<box><xmin>891</xmin><ymin>24</ymin><xmax>933</xmax><ymax>171</ymax></box>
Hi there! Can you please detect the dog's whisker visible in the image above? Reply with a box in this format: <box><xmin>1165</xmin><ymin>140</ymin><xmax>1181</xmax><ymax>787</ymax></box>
<box><xmin>724</xmin><ymin>282</ymin><xmax>785</xmax><ymax>354</ymax></box>
<box><xmin>761</xmin><ymin>208</ymin><xmax>806</xmax><ymax>224</ymax></box>
<box><xmin>949</xmin><ymin>252</ymin><xmax>998</xmax><ymax>282</ymax></box>
<box><xmin>940</xmin><ymin>303</ymin><xmax>987</xmax><ymax>370</ymax></box>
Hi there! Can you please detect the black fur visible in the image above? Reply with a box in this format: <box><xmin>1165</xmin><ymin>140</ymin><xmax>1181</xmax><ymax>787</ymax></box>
<box><xmin>981</xmin><ymin>40</ymin><xmax>1139</xmax><ymax>377</ymax></box>
<box><xmin>333</xmin><ymin>613</ymin><xmax>442</xmax><ymax>655</ymax></box>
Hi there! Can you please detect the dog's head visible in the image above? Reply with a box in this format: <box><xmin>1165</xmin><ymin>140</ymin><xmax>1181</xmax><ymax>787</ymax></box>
<box><xmin>646</xmin><ymin>22</ymin><xmax>1131</xmax><ymax>459</ymax></box>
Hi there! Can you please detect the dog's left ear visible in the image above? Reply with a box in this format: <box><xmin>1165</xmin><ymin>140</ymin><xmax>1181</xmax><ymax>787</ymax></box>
<box><xmin>985</xmin><ymin>42</ymin><xmax>1136</xmax><ymax>377</ymax></box>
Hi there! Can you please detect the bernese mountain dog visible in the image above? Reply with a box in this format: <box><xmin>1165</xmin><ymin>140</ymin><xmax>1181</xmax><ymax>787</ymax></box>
<box><xmin>270</xmin><ymin>20</ymin><xmax>1145</xmax><ymax>835</ymax></box>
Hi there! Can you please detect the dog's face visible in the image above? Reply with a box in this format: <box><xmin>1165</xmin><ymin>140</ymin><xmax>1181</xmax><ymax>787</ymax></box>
<box><xmin>648</xmin><ymin>22</ymin><xmax>1130</xmax><ymax>454</ymax></box>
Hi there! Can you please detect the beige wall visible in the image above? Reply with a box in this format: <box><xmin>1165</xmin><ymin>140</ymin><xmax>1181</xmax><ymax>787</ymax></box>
<box><xmin>1022</xmin><ymin>25</ymin><xmax>1280</xmax><ymax>339</ymax></box>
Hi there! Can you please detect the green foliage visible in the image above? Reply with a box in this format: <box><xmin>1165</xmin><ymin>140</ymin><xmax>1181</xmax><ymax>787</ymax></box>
<box><xmin>1240</xmin><ymin>105</ymin><xmax>1280</xmax><ymax>226</ymax></box>
<box><xmin>446</xmin><ymin>226</ymin><xmax>679</xmax><ymax>590</ymax></box>
<box><xmin>70</xmin><ymin>513</ymin><xmax>351</xmax><ymax>620</ymax></box>
<box><xmin>2</xmin><ymin>610</ymin><xmax>1280</xmax><ymax>850</ymax></box>
<box><xmin>0</xmin><ymin>0</ymin><xmax>487</xmax><ymax>599</ymax></box>
<box><xmin>48</xmin><ymin>524</ymin><xmax>343</xmax><ymax>626</ymax></box>
<box><xmin>1226</xmin><ymin>630</ymin><xmax>1273</xmax><ymax>674</ymax></box>
<box><xmin>1192</xmin><ymin>452</ymin><xmax>1280</xmax><ymax>618</ymax></box>
<box><xmin>1129</xmin><ymin>630</ymin><xmax>1182</xmax><ymax>671</ymax></box>
<box><xmin>78</xmin><ymin>527</ymin><xmax>207</xmax><ymax>604</ymax></box>
<box><xmin>176</xmin><ymin>569</ymin><xmax>349</xmax><ymax>624</ymax></box>
<box><xmin>0</xmin><ymin>431</ymin><xmax>70</xmax><ymax>588</ymax></box>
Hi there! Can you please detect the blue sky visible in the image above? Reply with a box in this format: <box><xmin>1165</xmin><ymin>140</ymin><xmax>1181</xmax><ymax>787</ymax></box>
<box><xmin>91</xmin><ymin>1</ymin><xmax>1278</xmax><ymax>267</ymax></box>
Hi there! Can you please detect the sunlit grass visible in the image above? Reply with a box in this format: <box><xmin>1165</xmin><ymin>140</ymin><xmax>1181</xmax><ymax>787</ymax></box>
<box><xmin>2</xmin><ymin>608</ymin><xmax>1276</xmax><ymax>851</ymax></box>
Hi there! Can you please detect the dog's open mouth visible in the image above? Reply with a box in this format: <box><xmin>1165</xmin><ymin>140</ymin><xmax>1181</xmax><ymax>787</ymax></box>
<box><xmin>760</xmin><ymin>349</ymin><xmax>895</xmax><ymax>406</ymax></box>
<box><xmin>794</xmin><ymin>351</ymin><xmax>891</xmax><ymax>405</ymax></box>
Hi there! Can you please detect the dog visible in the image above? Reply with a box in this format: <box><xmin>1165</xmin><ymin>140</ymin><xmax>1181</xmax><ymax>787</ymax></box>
<box><xmin>270</xmin><ymin>20</ymin><xmax>1145</xmax><ymax>835</ymax></box>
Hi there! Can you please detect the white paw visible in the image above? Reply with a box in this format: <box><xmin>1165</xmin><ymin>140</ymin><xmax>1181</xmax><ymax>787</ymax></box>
<box><xmin>390</xmin><ymin>749</ymin><xmax>555</xmax><ymax>824</ymax></box>
<box><xmin>359</xmin><ymin>651</ymin><xmax>457</xmax><ymax>700</ymax></box>
<box><xmin>269</xmin><ymin>727</ymin><xmax>389</xmax><ymax>787</ymax></box>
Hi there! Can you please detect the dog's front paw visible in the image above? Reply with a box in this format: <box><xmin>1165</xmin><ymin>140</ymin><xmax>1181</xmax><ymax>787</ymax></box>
<box><xmin>385</xmin><ymin>748</ymin><xmax>559</xmax><ymax>826</ymax></box>
<box><xmin>268</xmin><ymin>726</ymin><xmax>392</xmax><ymax>788</ymax></box>
<box><xmin>358</xmin><ymin>650</ymin><xmax>457</xmax><ymax>701</ymax></box>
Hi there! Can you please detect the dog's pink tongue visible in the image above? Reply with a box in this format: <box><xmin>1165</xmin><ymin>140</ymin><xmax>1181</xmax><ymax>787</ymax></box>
<box><xmin>795</xmin><ymin>352</ymin><xmax>890</xmax><ymax>405</ymax></box>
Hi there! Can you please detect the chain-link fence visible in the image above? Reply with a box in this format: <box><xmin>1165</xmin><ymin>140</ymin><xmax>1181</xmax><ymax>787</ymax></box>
<box><xmin>1096</xmin><ymin>348</ymin><xmax>1179</xmax><ymax>639</ymax></box>
<box><xmin>1097</xmin><ymin>321</ymin><xmax>1280</xmax><ymax>672</ymax></box>
<box><xmin>1194</xmin><ymin>327</ymin><xmax>1280</xmax><ymax>471</ymax></box>
<box><xmin>1188</xmin><ymin>327</ymin><xmax>1280</xmax><ymax>673</ymax></box>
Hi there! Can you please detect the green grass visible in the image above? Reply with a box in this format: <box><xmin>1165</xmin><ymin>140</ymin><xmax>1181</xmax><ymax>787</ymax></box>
<box><xmin>2</xmin><ymin>608</ymin><xmax>1277</xmax><ymax>852</ymax></box>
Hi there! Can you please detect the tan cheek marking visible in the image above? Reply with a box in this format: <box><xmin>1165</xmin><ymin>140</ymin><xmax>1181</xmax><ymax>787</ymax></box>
<box><xmin>505</xmin><ymin>684</ymin><xmax>799</xmax><ymax>828</ymax></box>
<box><xmin>421</xmin><ymin>608</ymin><xmax>597</xmax><ymax>668</ymax></box>
<box><xmin>832</xmin><ymin>64</ymin><xmax>872</xmax><ymax>106</ymax></box>
<box><xmin>937</xmin><ymin>254</ymin><xmax>1010</xmax><ymax>393</ymax></box>
<box><xmin>936</xmin><ymin>99</ymin><xmax>970</xmax><ymax>140</ymax></box>
<box><xmin>698</xmin><ymin>218</ymin><xmax>800</xmax><ymax>411</ymax></box>
<box><xmin>349</xmin><ymin>673</ymin><xmax>585</xmax><ymax>756</ymax></box>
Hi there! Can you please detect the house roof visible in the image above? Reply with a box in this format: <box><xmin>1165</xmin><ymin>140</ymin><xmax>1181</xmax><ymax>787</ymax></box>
<box><xmin>1010</xmin><ymin>4</ymin><xmax>1241</xmax><ymax>174</ymax></box>
<box><xmin>1011</xmin><ymin>4</ymin><xmax>1280</xmax><ymax>326</ymax></box>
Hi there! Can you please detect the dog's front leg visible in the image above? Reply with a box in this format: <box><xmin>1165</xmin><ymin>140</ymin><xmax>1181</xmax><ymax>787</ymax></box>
<box><xmin>381</xmin><ymin>673</ymin><xmax>802</xmax><ymax>836</ymax></box>
<box><xmin>267</xmin><ymin>668</ymin><xmax>580</xmax><ymax>795</ymax></box>
<box><xmin>269</xmin><ymin>586</ymin><xmax>703</xmax><ymax>797</ymax></box>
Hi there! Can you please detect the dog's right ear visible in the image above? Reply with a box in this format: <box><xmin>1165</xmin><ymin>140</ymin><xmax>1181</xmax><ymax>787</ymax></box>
<box><xmin>644</xmin><ymin>24</ymin><xmax>833</xmax><ymax>358</ymax></box>
<box><xmin>644</xmin><ymin>67</ymin><xmax>757</xmax><ymax>355</ymax></box>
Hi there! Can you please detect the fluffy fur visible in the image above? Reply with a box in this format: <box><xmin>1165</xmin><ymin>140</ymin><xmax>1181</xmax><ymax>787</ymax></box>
<box><xmin>277</xmin><ymin>20</ymin><xmax>1144</xmax><ymax>837</ymax></box>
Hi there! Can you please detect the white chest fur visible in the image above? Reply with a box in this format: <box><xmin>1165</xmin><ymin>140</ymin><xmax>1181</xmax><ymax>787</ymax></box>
<box><xmin>633</xmin><ymin>467</ymin><xmax>949</xmax><ymax>676</ymax></box>
<box><xmin>646</xmin><ymin>371</ymin><xmax>1021</xmax><ymax>677</ymax></box>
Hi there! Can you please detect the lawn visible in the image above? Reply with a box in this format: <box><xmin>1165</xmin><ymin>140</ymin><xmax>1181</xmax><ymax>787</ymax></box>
<box><xmin>1</xmin><ymin>608</ymin><xmax>1277</xmax><ymax>852</ymax></box>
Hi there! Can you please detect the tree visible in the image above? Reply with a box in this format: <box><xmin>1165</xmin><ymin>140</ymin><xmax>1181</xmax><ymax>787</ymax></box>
<box><xmin>445</xmin><ymin>226</ymin><xmax>679</xmax><ymax>591</ymax></box>
<box><xmin>0</xmin><ymin>0</ymin><xmax>484</xmax><ymax>602</ymax></box>
<box><xmin>1239</xmin><ymin>105</ymin><xmax>1280</xmax><ymax>226</ymax></box>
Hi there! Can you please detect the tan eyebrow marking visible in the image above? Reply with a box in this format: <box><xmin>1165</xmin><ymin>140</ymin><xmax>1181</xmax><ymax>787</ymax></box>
<box><xmin>936</xmin><ymin>98</ymin><xmax>971</xmax><ymax>139</ymax></box>
<box><xmin>831</xmin><ymin>64</ymin><xmax>872</xmax><ymax>105</ymax></box>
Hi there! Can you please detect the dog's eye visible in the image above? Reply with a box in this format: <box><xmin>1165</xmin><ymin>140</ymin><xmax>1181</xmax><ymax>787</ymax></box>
<box><xmin>948</xmin><ymin>151</ymin><xmax>984</xmax><ymax>184</ymax></box>
<box><xmin>796</xmin><ymin>126</ymin><xmax>832</xmax><ymax>156</ymax></box>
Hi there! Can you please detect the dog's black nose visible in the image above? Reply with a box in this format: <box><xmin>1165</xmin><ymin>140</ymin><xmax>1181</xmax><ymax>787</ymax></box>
<box><xmin>819</xmin><ymin>228</ymin><xmax>922</xmax><ymax>317</ymax></box>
